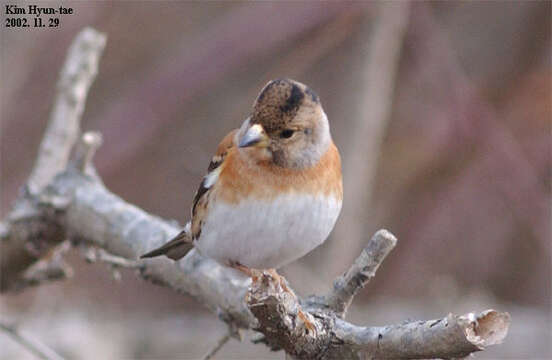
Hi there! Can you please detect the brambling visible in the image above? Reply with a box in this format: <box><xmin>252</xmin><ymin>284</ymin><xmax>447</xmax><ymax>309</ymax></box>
<box><xmin>142</xmin><ymin>78</ymin><xmax>342</xmax><ymax>278</ymax></box>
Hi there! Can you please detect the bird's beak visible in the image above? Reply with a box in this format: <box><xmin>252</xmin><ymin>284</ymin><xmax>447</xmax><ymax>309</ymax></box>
<box><xmin>239</xmin><ymin>124</ymin><xmax>268</xmax><ymax>148</ymax></box>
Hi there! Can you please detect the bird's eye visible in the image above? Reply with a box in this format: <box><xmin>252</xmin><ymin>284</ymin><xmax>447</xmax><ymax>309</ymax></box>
<box><xmin>279</xmin><ymin>129</ymin><xmax>295</xmax><ymax>139</ymax></box>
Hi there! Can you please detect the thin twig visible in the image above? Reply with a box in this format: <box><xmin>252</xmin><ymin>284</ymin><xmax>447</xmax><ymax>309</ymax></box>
<box><xmin>70</xmin><ymin>131</ymin><xmax>103</xmax><ymax>173</ymax></box>
<box><xmin>18</xmin><ymin>241</ymin><xmax>73</xmax><ymax>292</ymax></box>
<box><xmin>326</xmin><ymin>229</ymin><xmax>397</xmax><ymax>317</ymax></box>
<box><xmin>201</xmin><ymin>330</ymin><xmax>232</xmax><ymax>360</ymax></box>
<box><xmin>28</xmin><ymin>28</ymin><xmax>106</xmax><ymax>194</ymax></box>
<box><xmin>84</xmin><ymin>247</ymin><xmax>143</xmax><ymax>269</ymax></box>
<box><xmin>0</xmin><ymin>221</ymin><xmax>9</xmax><ymax>240</ymax></box>
<box><xmin>82</xmin><ymin>246</ymin><xmax>143</xmax><ymax>282</ymax></box>
<box><xmin>0</xmin><ymin>321</ymin><xmax>65</xmax><ymax>360</ymax></box>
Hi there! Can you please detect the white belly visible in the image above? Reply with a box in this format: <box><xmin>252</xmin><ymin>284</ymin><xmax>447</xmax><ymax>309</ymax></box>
<box><xmin>194</xmin><ymin>193</ymin><xmax>342</xmax><ymax>269</ymax></box>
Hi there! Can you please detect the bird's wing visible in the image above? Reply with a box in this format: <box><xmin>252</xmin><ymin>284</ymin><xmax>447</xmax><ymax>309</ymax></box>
<box><xmin>190</xmin><ymin>129</ymin><xmax>238</xmax><ymax>240</ymax></box>
<box><xmin>141</xmin><ymin>129</ymin><xmax>238</xmax><ymax>260</ymax></box>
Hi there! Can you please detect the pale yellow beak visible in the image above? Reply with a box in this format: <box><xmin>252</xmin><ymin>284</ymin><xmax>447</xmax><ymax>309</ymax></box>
<box><xmin>239</xmin><ymin>124</ymin><xmax>269</xmax><ymax>148</ymax></box>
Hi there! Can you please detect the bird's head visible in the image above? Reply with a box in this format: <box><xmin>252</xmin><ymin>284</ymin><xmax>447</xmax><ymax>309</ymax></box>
<box><xmin>238</xmin><ymin>79</ymin><xmax>331</xmax><ymax>169</ymax></box>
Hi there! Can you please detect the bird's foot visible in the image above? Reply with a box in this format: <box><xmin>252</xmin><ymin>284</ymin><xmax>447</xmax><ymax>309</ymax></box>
<box><xmin>265</xmin><ymin>270</ymin><xmax>315</xmax><ymax>333</ymax></box>
<box><xmin>228</xmin><ymin>261</ymin><xmax>260</xmax><ymax>282</ymax></box>
<box><xmin>267</xmin><ymin>269</ymin><xmax>316</xmax><ymax>334</ymax></box>
<box><xmin>238</xmin><ymin>266</ymin><xmax>316</xmax><ymax>334</ymax></box>
<box><xmin>297</xmin><ymin>309</ymin><xmax>316</xmax><ymax>334</ymax></box>
<box><xmin>267</xmin><ymin>268</ymin><xmax>294</xmax><ymax>295</ymax></box>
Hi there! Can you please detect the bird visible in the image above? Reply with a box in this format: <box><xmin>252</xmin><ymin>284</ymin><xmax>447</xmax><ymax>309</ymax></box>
<box><xmin>141</xmin><ymin>78</ymin><xmax>342</xmax><ymax>287</ymax></box>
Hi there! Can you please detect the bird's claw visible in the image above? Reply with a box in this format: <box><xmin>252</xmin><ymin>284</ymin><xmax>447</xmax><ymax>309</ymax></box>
<box><xmin>297</xmin><ymin>309</ymin><xmax>316</xmax><ymax>334</ymax></box>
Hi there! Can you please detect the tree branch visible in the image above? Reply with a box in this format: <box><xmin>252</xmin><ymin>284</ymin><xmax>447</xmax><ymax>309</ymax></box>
<box><xmin>0</xmin><ymin>320</ymin><xmax>65</xmax><ymax>360</ymax></box>
<box><xmin>332</xmin><ymin>309</ymin><xmax>511</xmax><ymax>359</ymax></box>
<box><xmin>1</xmin><ymin>26</ymin><xmax>510</xmax><ymax>359</ymax></box>
<box><xmin>326</xmin><ymin>229</ymin><xmax>397</xmax><ymax>317</ymax></box>
<box><xmin>28</xmin><ymin>28</ymin><xmax>106</xmax><ymax>194</ymax></box>
<box><xmin>0</xmin><ymin>27</ymin><xmax>106</xmax><ymax>292</ymax></box>
<box><xmin>247</xmin><ymin>269</ymin><xmax>510</xmax><ymax>359</ymax></box>
<box><xmin>201</xmin><ymin>330</ymin><xmax>232</xmax><ymax>360</ymax></box>
<box><xmin>50</xmin><ymin>168</ymin><xmax>255</xmax><ymax>328</ymax></box>
<box><xmin>17</xmin><ymin>240</ymin><xmax>73</xmax><ymax>292</ymax></box>
<box><xmin>83</xmin><ymin>246</ymin><xmax>143</xmax><ymax>270</ymax></box>
<box><xmin>70</xmin><ymin>131</ymin><xmax>103</xmax><ymax>175</ymax></box>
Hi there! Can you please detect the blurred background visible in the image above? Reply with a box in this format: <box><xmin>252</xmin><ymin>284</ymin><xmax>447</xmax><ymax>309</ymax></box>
<box><xmin>1</xmin><ymin>1</ymin><xmax>550</xmax><ymax>359</ymax></box>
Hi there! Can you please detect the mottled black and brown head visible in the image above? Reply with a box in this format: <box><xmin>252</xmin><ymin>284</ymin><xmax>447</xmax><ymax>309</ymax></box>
<box><xmin>251</xmin><ymin>78</ymin><xmax>319</xmax><ymax>132</ymax></box>
<box><xmin>238</xmin><ymin>79</ymin><xmax>331</xmax><ymax>169</ymax></box>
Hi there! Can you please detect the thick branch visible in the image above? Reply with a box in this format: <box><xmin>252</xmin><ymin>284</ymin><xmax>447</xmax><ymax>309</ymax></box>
<box><xmin>248</xmin><ymin>271</ymin><xmax>510</xmax><ymax>359</ymax></box>
<box><xmin>333</xmin><ymin>309</ymin><xmax>511</xmax><ymax>359</ymax></box>
<box><xmin>4</xmin><ymin>166</ymin><xmax>511</xmax><ymax>358</ymax></box>
<box><xmin>52</xmin><ymin>169</ymin><xmax>255</xmax><ymax>328</ymax></box>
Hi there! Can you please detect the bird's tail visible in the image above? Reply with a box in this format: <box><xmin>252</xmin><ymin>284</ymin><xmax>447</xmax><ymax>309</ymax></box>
<box><xmin>141</xmin><ymin>225</ymin><xmax>193</xmax><ymax>261</ymax></box>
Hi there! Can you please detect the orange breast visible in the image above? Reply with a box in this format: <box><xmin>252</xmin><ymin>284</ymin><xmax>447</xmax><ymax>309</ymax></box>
<box><xmin>215</xmin><ymin>142</ymin><xmax>343</xmax><ymax>204</ymax></box>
